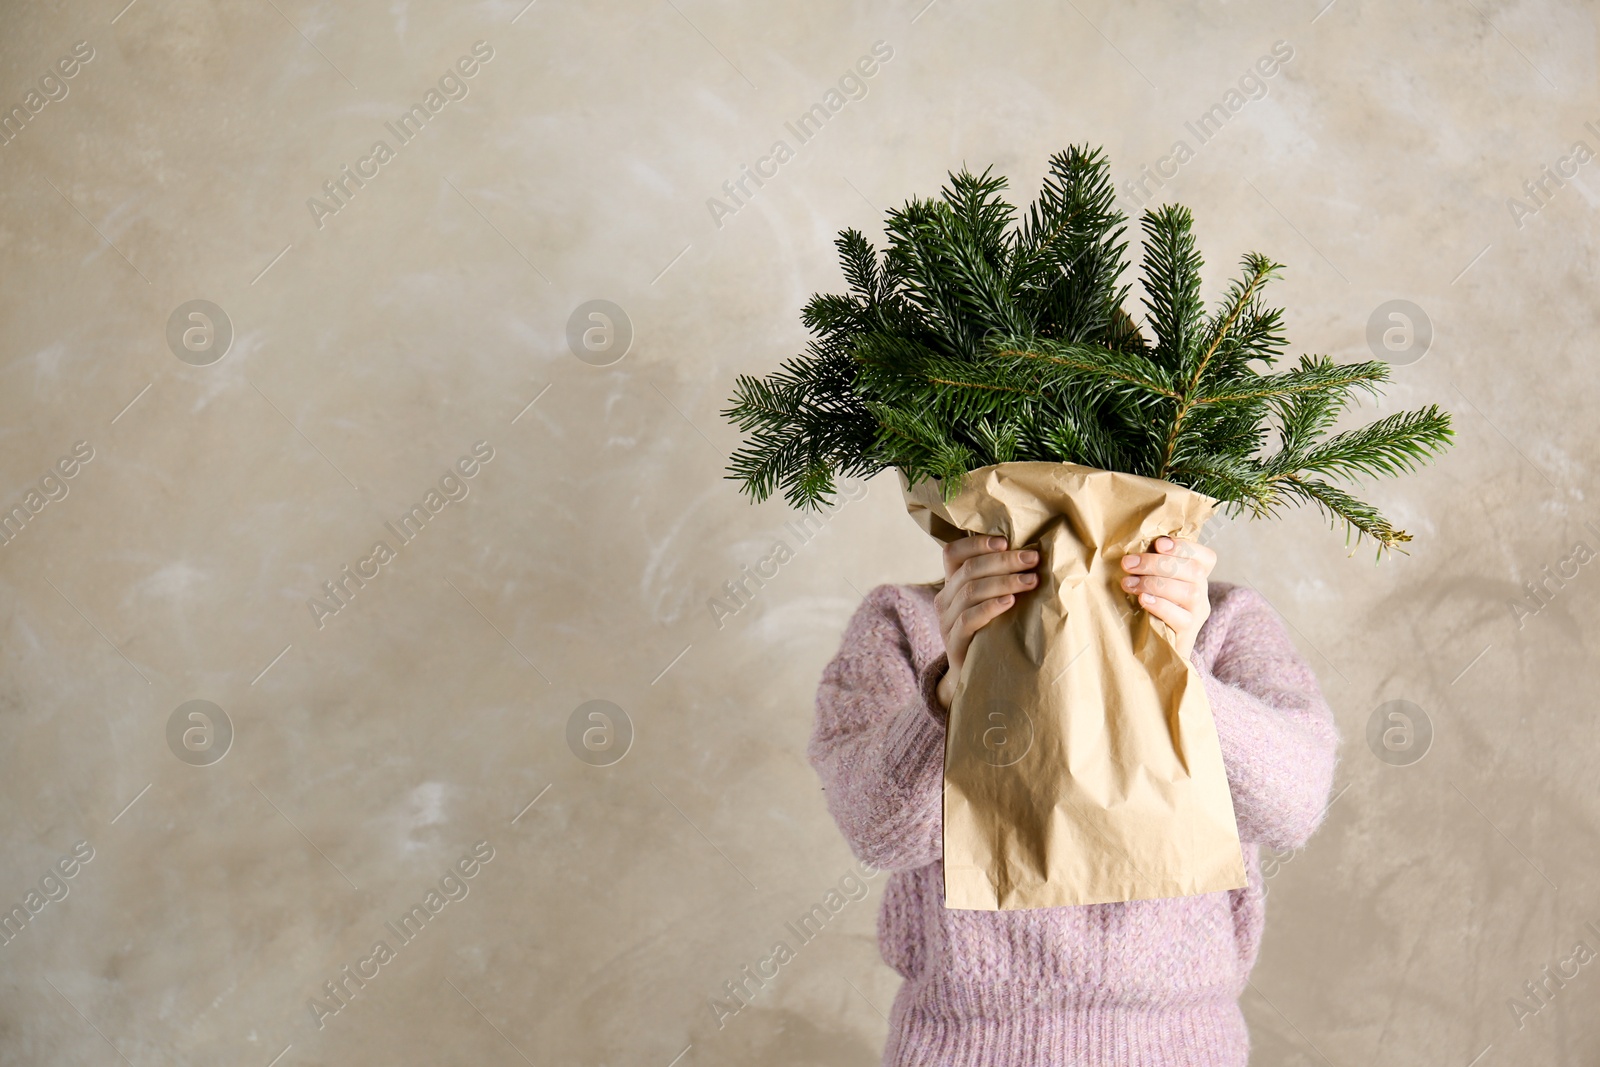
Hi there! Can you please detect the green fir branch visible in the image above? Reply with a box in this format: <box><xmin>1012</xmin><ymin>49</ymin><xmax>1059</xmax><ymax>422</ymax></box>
<box><xmin>721</xmin><ymin>145</ymin><xmax>1456</xmax><ymax>558</ymax></box>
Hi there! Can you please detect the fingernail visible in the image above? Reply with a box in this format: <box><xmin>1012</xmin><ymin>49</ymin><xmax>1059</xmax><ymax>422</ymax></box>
<box><xmin>1123</xmin><ymin>554</ymin><xmax>1139</xmax><ymax>567</ymax></box>
<box><xmin>990</xmin><ymin>536</ymin><xmax>1007</xmax><ymax>550</ymax></box>
<box><xmin>1020</xmin><ymin>550</ymin><xmax>1039</xmax><ymax>564</ymax></box>
<box><xmin>1021</xmin><ymin>574</ymin><xmax>1037</xmax><ymax>585</ymax></box>
<box><xmin>1122</xmin><ymin>576</ymin><xmax>1139</xmax><ymax>590</ymax></box>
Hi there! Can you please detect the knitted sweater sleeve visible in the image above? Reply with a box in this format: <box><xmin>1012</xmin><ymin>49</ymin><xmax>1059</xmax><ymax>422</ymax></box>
<box><xmin>807</xmin><ymin>585</ymin><xmax>950</xmax><ymax>873</ymax></box>
<box><xmin>1195</xmin><ymin>584</ymin><xmax>1341</xmax><ymax>853</ymax></box>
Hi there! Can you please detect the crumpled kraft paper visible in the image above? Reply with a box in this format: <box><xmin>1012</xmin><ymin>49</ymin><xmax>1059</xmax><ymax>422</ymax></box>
<box><xmin>901</xmin><ymin>461</ymin><xmax>1248</xmax><ymax>910</ymax></box>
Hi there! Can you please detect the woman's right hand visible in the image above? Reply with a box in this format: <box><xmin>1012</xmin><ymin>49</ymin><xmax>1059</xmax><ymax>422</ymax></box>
<box><xmin>932</xmin><ymin>535</ymin><xmax>1039</xmax><ymax>713</ymax></box>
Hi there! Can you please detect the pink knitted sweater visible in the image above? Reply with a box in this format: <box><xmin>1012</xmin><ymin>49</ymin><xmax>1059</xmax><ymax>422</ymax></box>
<box><xmin>808</xmin><ymin>580</ymin><xmax>1339</xmax><ymax>1067</ymax></box>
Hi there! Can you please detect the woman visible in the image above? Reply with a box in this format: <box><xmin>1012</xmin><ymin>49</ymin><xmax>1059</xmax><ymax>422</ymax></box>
<box><xmin>809</xmin><ymin>532</ymin><xmax>1340</xmax><ymax>1066</ymax></box>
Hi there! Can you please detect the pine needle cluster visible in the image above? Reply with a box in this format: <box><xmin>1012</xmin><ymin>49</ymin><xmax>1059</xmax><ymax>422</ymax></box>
<box><xmin>722</xmin><ymin>145</ymin><xmax>1454</xmax><ymax>556</ymax></box>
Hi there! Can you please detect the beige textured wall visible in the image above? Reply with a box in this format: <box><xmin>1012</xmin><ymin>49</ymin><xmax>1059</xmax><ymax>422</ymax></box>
<box><xmin>1</xmin><ymin>1</ymin><xmax>1596</xmax><ymax>1063</ymax></box>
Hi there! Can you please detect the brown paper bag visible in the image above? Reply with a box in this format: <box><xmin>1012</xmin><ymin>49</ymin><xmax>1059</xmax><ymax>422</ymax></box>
<box><xmin>901</xmin><ymin>461</ymin><xmax>1247</xmax><ymax>910</ymax></box>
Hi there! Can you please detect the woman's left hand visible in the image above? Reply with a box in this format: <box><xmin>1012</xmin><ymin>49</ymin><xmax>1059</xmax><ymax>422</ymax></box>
<box><xmin>1120</xmin><ymin>536</ymin><xmax>1217</xmax><ymax>659</ymax></box>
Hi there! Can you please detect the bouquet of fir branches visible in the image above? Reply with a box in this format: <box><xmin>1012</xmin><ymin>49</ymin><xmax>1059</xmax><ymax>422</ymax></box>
<box><xmin>723</xmin><ymin>144</ymin><xmax>1452</xmax><ymax>556</ymax></box>
<box><xmin>722</xmin><ymin>146</ymin><xmax>1453</xmax><ymax>910</ymax></box>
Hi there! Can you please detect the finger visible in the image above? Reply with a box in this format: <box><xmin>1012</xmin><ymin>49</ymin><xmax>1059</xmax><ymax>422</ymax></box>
<box><xmin>1136</xmin><ymin>589</ymin><xmax>1195</xmax><ymax>633</ymax></box>
<box><xmin>1121</xmin><ymin>549</ymin><xmax>1203</xmax><ymax>585</ymax></box>
<box><xmin>1121</xmin><ymin>571</ymin><xmax>1203</xmax><ymax>611</ymax></box>
<box><xmin>942</xmin><ymin>567</ymin><xmax>1035</xmax><ymax>634</ymax></box>
<box><xmin>958</xmin><ymin>547</ymin><xmax>1039</xmax><ymax>584</ymax></box>
<box><xmin>942</xmin><ymin>546</ymin><xmax>1036</xmax><ymax>626</ymax></box>
<box><xmin>942</xmin><ymin>534</ymin><xmax>1008</xmax><ymax>578</ymax></box>
<box><xmin>1151</xmin><ymin>535</ymin><xmax>1217</xmax><ymax>574</ymax></box>
<box><xmin>957</xmin><ymin>569</ymin><xmax>1038</xmax><ymax>610</ymax></box>
<box><xmin>948</xmin><ymin>594</ymin><xmax>1016</xmax><ymax>664</ymax></box>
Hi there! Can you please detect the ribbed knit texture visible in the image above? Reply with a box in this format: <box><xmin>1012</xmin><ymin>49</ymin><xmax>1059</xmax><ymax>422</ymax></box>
<box><xmin>808</xmin><ymin>581</ymin><xmax>1340</xmax><ymax>1067</ymax></box>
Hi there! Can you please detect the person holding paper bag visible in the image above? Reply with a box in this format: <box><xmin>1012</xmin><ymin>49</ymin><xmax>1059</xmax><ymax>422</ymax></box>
<box><xmin>808</xmin><ymin>533</ymin><xmax>1339</xmax><ymax>1067</ymax></box>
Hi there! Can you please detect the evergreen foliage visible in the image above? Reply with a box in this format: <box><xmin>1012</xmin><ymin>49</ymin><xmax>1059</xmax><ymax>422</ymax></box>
<box><xmin>722</xmin><ymin>145</ymin><xmax>1454</xmax><ymax>556</ymax></box>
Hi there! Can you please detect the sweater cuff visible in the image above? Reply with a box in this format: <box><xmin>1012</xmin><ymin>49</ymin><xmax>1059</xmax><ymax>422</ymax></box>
<box><xmin>879</xmin><ymin>652</ymin><xmax>950</xmax><ymax>781</ymax></box>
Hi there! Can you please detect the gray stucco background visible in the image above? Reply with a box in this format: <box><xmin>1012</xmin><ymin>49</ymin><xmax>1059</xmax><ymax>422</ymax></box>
<box><xmin>0</xmin><ymin>0</ymin><xmax>1596</xmax><ymax>1063</ymax></box>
